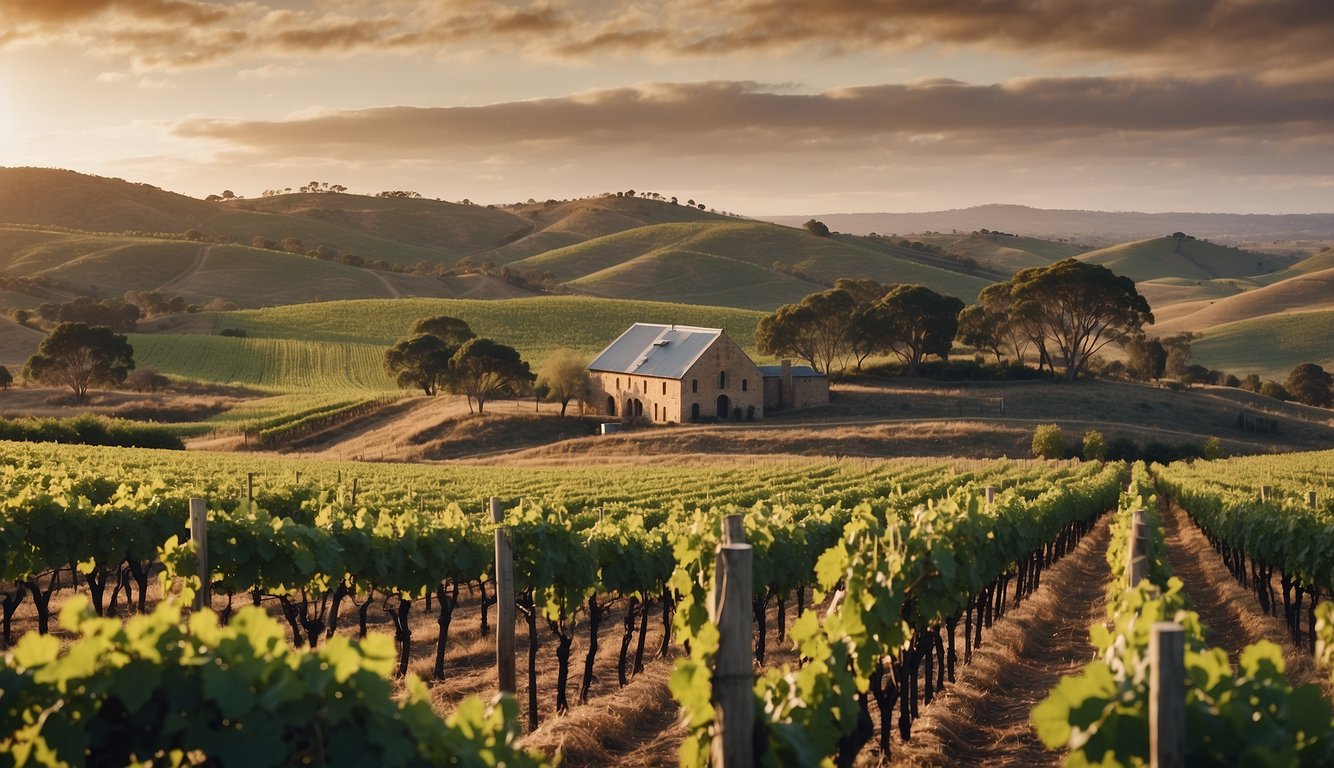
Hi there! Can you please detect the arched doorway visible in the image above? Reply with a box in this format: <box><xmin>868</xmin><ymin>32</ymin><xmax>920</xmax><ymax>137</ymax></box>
<box><xmin>606</xmin><ymin>396</ymin><xmax>616</xmax><ymax>416</ymax></box>
<box><xmin>635</xmin><ymin>399</ymin><xmax>644</xmax><ymax>417</ymax></box>
<box><xmin>716</xmin><ymin>394</ymin><xmax>730</xmax><ymax>419</ymax></box>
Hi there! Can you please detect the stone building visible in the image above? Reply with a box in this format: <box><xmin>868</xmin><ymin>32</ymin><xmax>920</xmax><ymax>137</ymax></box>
<box><xmin>587</xmin><ymin>323</ymin><xmax>765</xmax><ymax>422</ymax></box>
<box><xmin>759</xmin><ymin>361</ymin><xmax>829</xmax><ymax>412</ymax></box>
<box><xmin>586</xmin><ymin>323</ymin><xmax>829</xmax><ymax>423</ymax></box>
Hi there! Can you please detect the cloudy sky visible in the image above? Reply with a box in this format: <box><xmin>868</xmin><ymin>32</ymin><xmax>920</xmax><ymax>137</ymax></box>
<box><xmin>2</xmin><ymin>0</ymin><xmax>1331</xmax><ymax>214</ymax></box>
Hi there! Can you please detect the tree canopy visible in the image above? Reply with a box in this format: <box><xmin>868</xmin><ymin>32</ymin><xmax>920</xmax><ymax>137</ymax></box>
<box><xmin>411</xmin><ymin>316</ymin><xmax>476</xmax><ymax>348</ymax></box>
<box><xmin>23</xmin><ymin>322</ymin><xmax>135</xmax><ymax>402</ymax></box>
<box><xmin>451</xmin><ymin>338</ymin><xmax>534</xmax><ymax>414</ymax></box>
<box><xmin>867</xmin><ymin>285</ymin><xmax>965</xmax><ymax>376</ymax></box>
<box><xmin>756</xmin><ymin>288</ymin><xmax>856</xmax><ymax>374</ymax></box>
<box><xmin>383</xmin><ymin>334</ymin><xmax>456</xmax><ymax>395</ymax></box>
<box><xmin>1007</xmin><ymin>259</ymin><xmax>1153</xmax><ymax>380</ymax></box>
<box><xmin>537</xmin><ymin>349</ymin><xmax>590</xmax><ymax>418</ymax></box>
<box><xmin>383</xmin><ymin>316</ymin><xmax>476</xmax><ymax>395</ymax></box>
<box><xmin>1286</xmin><ymin>363</ymin><xmax>1333</xmax><ymax>408</ymax></box>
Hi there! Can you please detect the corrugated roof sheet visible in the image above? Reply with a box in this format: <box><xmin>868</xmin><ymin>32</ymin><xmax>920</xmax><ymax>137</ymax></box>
<box><xmin>758</xmin><ymin>365</ymin><xmax>824</xmax><ymax>379</ymax></box>
<box><xmin>587</xmin><ymin>323</ymin><xmax>721</xmax><ymax>379</ymax></box>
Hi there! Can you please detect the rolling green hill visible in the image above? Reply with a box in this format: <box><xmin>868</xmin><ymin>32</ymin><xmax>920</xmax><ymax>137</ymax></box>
<box><xmin>1191</xmin><ymin>310</ymin><xmax>1334</xmax><ymax>378</ymax></box>
<box><xmin>0</xmin><ymin>227</ymin><xmax>484</xmax><ymax>309</ymax></box>
<box><xmin>509</xmin><ymin>218</ymin><xmax>992</xmax><ymax>302</ymax></box>
<box><xmin>221</xmin><ymin>193</ymin><xmax>531</xmax><ymax>257</ymax></box>
<box><xmin>1153</xmin><ymin>268</ymin><xmax>1334</xmax><ymax>335</ymax></box>
<box><xmin>1077</xmin><ymin>236</ymin><xmax>1297</xmax><ymax>282</ymax></box>
<box><xmin>566</xmin><ymin>249</ymin><xmax>823</xmax><ymax>309</ymax></box>
<box><xmin>914</xmin><ymin>232</ymin><xmax>1086</xmax><ymax>273</ymax></box>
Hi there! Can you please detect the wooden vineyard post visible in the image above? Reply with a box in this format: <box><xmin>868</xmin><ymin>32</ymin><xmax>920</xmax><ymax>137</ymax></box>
<box><xmin>723</xmin><ymin>513</ymin><xmax>746</xmax><ymax>545</ymax></box>
<box><xmin>1260</xmin><ymin>485</ymin><xmax>1272</xmax><ymax>501</ymax></box>
<box><xmin>1150</xmin><ymin>622</ymin><xmax>1185</xmax><ymax>768</ymax></box>
<box><xmin>709</xmin><ymin>542</ymin><xmax>754</xmax><ymax>768</ymax></box>
<box><xmin>985</xmin><ymin>485</ymin><xmax>996</xmax><ymax>508</ymax></box>
<box><xmin>189</xmin><ymin>498</ymin><xmax>210</xmax><ymax>611</ymax></box>
<box><xmin>295</xmin><ymin>471</ymin><xmax>302</xmax><ymax>485</ymax></box>
<box><xmin>491</xmin><ymin>496</ymin><xmax>516</xmax><ymax>696</ymax></box>
<box><xmin>247</xmin><ymin>473</ymin><xmax>254</xmax><ymax>502</ymax></box>
<box><xmin>1128</xmin><ymin>509</ymin><xmax>1149</xmax><ymax>587</ymax></box>
<box><xmin>1309</xmin><ymin>491</ymin><xmax>1319</xmax><ymax>510</ymax></box>
<box><xmin>351</xmin><ymin>478</ymin><xmax>359</xmax><ymax>505</ymax></box>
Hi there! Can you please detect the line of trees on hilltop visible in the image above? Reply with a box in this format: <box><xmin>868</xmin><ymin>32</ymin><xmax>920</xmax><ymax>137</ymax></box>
<box><xmin>758</xmin><ymin>259</ymin><xmax>1152</xmax><ymax>381</ymax></box>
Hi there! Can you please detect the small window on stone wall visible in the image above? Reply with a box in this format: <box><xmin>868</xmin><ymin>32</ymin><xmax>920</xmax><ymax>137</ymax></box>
<box><xmin>692</xmin><ymin>379</ymin><xmax>698</xmax><ymax>393</ymax></box>
<box><xmin>662</xmin><ymin>382</ymin><xmax>667</xmax><ymax>395</ymax></box>
<box><xmin>719</xmin><ymin>371</ymin><xmax>727</xmax><ymax>389</ymax></box>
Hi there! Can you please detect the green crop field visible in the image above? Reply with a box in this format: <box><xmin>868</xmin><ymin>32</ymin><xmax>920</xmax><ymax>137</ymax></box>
<box><xmin>192</xmin><ymin>296</ymin><xmax>765</xmax><ymax>354</ymax></box>
<box><xmin>132</xmin><ymin>296</ymin><xmax>766</xmax><ymax>390</ymax></box>
<box><xmin>130</xmin><ymin>334</ymin><xmax>397</xmax><ymax>391</ymax></box>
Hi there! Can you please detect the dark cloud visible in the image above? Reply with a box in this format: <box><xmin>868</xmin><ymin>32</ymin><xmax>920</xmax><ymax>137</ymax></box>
<box><xmin>0</xmin><ymin>0</ymin><xmax>229</xmax><ymax>25</ymax></box>
<box><xmin>3</xmin><ymin>0</ymin><xmax>1330</xmax><ymax>78</ymax></box>
<box><xmin>173</xmin><ymin>77</ymin><xmax>1334</xmax><ymax>160</ymax></box>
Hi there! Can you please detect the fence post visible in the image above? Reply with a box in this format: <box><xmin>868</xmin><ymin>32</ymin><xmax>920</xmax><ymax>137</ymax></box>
<box><xmin>1127</xmin><ymin>510</ymin><xmax>1149</xmax><ymax>587</ymax></box>
<box><xmin>723</xmin><ymin>513</ymin><xmax>746</xmax><ymax>545</ymax></box>
<box><xmin>709</xmin><ymin>543</ymin><xmax>754</xmax><ymax>768</ymax></box>
<box><xmin>1150</xmin><ymin>622</ymin><xmax>1185</xmax><ymax>768</ymax></box>
<box><xmin>189</xmin><ymin>498</ymin><xmax>210</xmax><ymax>611</ymax></box>
<box><xmin>491</xmin><ymin>496</ymin><xmax>516</xmax><ymax>696</ymax></box>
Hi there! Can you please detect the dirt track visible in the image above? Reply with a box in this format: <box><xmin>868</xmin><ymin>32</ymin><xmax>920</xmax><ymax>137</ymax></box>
<box><xmin>891</xmin><ymin>517</ymin><xmax>1110</xmax><ymax>767</ymax></box>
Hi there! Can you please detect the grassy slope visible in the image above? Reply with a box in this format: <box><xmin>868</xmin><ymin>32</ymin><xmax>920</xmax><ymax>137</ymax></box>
<box><xmin>217</xmin><ymin>194</ymin><xmax>531</xmax><ymax>259</ymax></box>
<box><xmin>0</xmin><ymin>229</ymin><xmax>197</xmax><ymax>296</ymax></box>
<box><xmin>1152</xmin><ymin>268</ymin><xmax>1334</xmax><ymax>335</ymax></box>
<box><xmin>1261</xmin><ymin>248</ymin><xmax>1334</xmax><ymax>282</ymax></box>
<box><xmin>0</xmin><ymin>228</ymin><xmax>479</xmax><ymax>309</ymax></box>
<box><xmin>136</xmin><ymin>296</ymin><xmax>766</xmax><ymax>390</ymax></box>
<box><xmin>915</xmin><ymin>232</ymin><xmax>1086</xmax><ymax>272</ymax></box>
<box><xmin>1078</xmin><ymin>237</ymin><xmax>1295</xmax><ymax>282</ymax></box>
<box><xmin>566</xmin><ymin>249</ymin><xmax>824</xmax><ymax>310</ymax></box>
<box><xmin>0</xmin><ymin>316</ymin><xmax>44</xmax><ymax>368</ymax></box>
<box><xmin>0</xmin><ymin>167</ymin><xmax>214</xmax><ymax>231</ymax></box>
<box><xmin>1191</xmin><ymin>310</ymin><xmax>1334</xmax><ymax>377</ymax></box>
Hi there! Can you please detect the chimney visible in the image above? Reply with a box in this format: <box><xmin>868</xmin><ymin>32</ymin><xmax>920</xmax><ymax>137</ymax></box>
<box><xmin>781</xmin><ymin>359</ymin><xmax>794</xmax><ymax>409</ymax></box>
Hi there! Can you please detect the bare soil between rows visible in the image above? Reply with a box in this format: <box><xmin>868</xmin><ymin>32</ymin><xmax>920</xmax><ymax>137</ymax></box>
<box><xmin>889</xmin><ymin>515</ymin><xmax>1111</xmax><ymax>767</ymax></box>
<box><xmin>1160</xmin><ymin>500</ymin><xmax>1332</xmax><ymax>697</ymax></box>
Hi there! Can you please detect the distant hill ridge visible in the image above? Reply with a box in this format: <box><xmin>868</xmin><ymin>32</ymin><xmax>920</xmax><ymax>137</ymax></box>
<box><xmin>764</xmin><ymin>204</ymin><xmax>1334</xmax><ymax>244</ymax></box>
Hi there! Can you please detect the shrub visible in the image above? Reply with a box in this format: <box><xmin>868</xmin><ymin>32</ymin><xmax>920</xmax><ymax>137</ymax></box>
<box><xmin>0</xmin><ymin>415</ymin><xmax>184</xmax><ymax>449</ymax></box>
<box><xmin>1259</xmin><ymin>381</ymin><xmax>1289</xmax><ymax>401</ymax></box>
<box><xmin>125</xmin><ymin>367</ymin><xmax>169</xmax><ymax>393</ymax></box>
<box><xmin>218</xmin><ymin>327</ymin><xmax>247</xmax><ymax>338</ymax></box>
<box><xmin>1203</xmin><ymin>437</ymin><xmax>1223</xmax><ymax>460</ymax></box>
<box><xmin>1082</xmin><ymin>429</ymin><xmax>1108</xmax><ymax>462</ymax></box>
<box><xmin>1032</xmin><ymin>424</ymin><xmax>1067</xmax><ymax>459</ymax></box>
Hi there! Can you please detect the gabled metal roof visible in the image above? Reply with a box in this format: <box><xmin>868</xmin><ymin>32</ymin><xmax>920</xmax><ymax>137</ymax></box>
<box><xmin>587</xmin><ymin>323</ymin><xmax>722</xmax><ymax>379</ymax></box>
